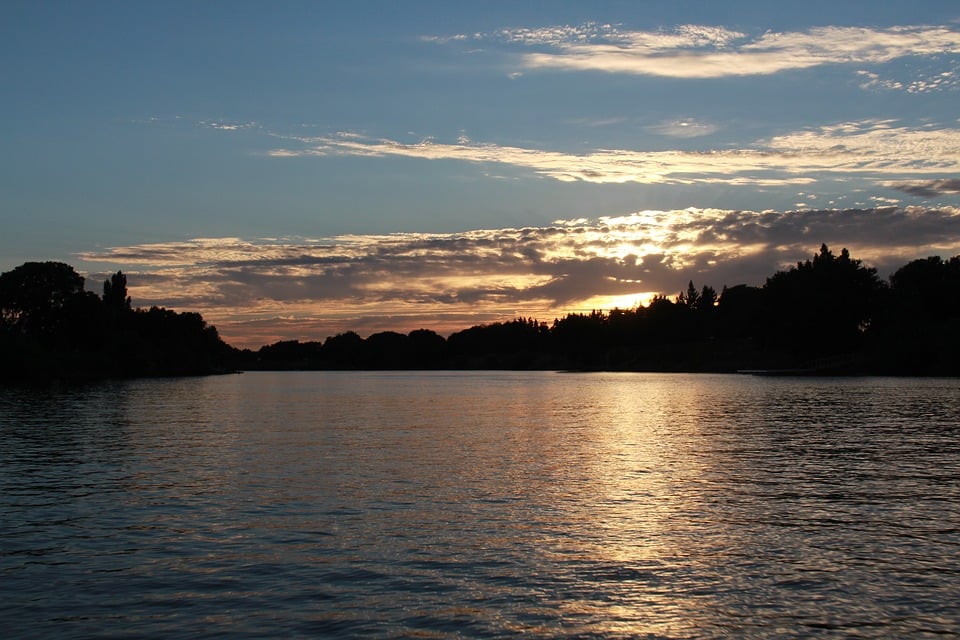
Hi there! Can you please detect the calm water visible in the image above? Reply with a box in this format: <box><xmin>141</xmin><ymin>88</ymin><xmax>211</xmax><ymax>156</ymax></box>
<box><xmin>2</xmin><ymin>371</ymin><xmax>960</xmax><ymax>638</ymax></box>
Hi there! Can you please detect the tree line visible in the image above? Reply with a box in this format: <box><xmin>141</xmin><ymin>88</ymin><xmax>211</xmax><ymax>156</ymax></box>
<box><xmin>0</xmin><ymin>261</ymin><xmax>234</xmax><ymax>384</ymax></box>
<box><xmin>3</xmin><ymin>244</ymin><xmax>959</xmax><ymax>383</ymax></box>
<box><xmin>246</xmin><ymin>244</ymin><xmax>960</xmax><ymax>375</ymax></box>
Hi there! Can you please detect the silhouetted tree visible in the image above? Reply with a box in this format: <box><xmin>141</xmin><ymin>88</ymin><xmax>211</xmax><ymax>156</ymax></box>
<box><xmin>322</xmin><ymin>331</ymin><xmax>365</xmax><ymax>368</ymax></box>
<box><xmin>887</xmin><ymin>255</ymin><xmax>960</xmax><ymax>321</ymax></box>
<box><xmin>0</xmin><ymin>261</ymin><xmax>237</xmax><ymax>384</ymax></box>
<box><xmin>0</xmin><ymin>261</ymin><xmax>88</xmax><ymax>338</ymax></box>
<box><xmin>102</xmin><ymin>270</ymin><xmax>131</xmax><ymax>311</ymax></box>
<box><xmin>677</xmin><ymin>281</ymin><xmax>701</xmax><ymax>310</ymax></box>
<box><xmin>550</xmin><ymin>311</ymin><xmax>609</xmax><ymax>366</ymax></box>
<box><xmin>606</xmin><ymin>307</ymin><xmax>640</xmax><ymax>347</ymax></box>
<box><xmin>364</xmin><ymin>331</ymin><xmax>410</xmax><ymax>368</ymax></box>
<box><xmin>675</xmin><ymin>282</ymin><xmax>719</xmax><ymax>339</ymax></box>
<box><xmin>407</xmin><ymin>328</ymin><xmax>447</xmax><ymax>368</ymax></box>
<box><xmin>717</xmin><ymin>284</ymin><xmax>764</xmax><ymax>340</ymax></box>
<box><xmin>698</xmin><ymin>285</ymin><xmax>718</xmax><ymax>312</ymax></box>
<box><xmin>256</xmin><ymin>340</ymin><xmax>323</xmax><ymax>369</ymax></box>
<box><xmin>644</xmin><ymin>295</ymin><xmax>685</xmax><ymax>342</ymax></box>
<box><xmin>121</xmin><ymin>306</ymin><xmax>230</xmax><ymax>376</ymax></box>
<box><xmin>448</xmin><ymin>318</ymin><xmax>551</xmax><ymax>368</ymax></box>
<box><xmin>762</xmin><ymin>244</ymin><xmax>886</xmax><ymax>355</ymax></box>
<box><xmin>872</xmin><ymin>255</ymin><xmax>960</xmax><ymax>374</ymax></box>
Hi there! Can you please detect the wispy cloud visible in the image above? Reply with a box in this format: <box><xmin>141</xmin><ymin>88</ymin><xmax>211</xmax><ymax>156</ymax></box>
<box><xmin>491</xmin><ymin>23</ymin><xmax>746</xmax><ymax>50</ymax></box>
<box><xmin>268</xmin><ymin>119</ymin><xmax>960</xmax><ymax>187</ymax></box>
<box><xmin>201</xmin><ymin>120</ymin><xmax>260</xmax><ymax>132</ymax></box>
<box><xmin>646</xmin><ymin>118</ymin><xmax>720</xmax><ymax>138</ymax></box>
<box><xmin>81</xmin><ymin>206</ymin><xmax>960</xmax><ymax>348</ymax></box>
<box><xmin>433</xmin><ymin>23</ymin><xmax>960</xmax><ymax>79</ymax></box>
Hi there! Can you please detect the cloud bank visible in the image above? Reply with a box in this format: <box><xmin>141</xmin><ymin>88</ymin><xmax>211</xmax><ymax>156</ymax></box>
<box><xmin>430</xmin><ymin>22</ymin><xmax>960</xmax><ymax>82</ymax></box>
<box><xmin>269</xmin><ymin>120</ymin><xmax>960</xmax><ymax>187</ymax></box>
<box><xmin>81</xmin><ymin>206</ymin><xmax>960</xmax><ymax>348</ymax></box>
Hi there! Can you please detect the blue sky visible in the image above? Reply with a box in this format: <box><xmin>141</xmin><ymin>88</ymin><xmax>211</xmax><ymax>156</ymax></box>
<box><xmin>3</xmin><ymin>1</ymin><xmax>960</xmax><ymax>346</ymax></box>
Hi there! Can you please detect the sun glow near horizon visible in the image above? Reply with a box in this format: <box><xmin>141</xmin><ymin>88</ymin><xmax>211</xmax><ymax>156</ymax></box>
<box><xmin>77</xmin><ymin>204</ymin><xmax>960</xmax><ymax>349</ymax></box>
<box><xmin>6</xmin><ymin>4</ymin><xmax>960</xmax><ymax>337</ymax></box>
<box><xmin>577</xmin><ymin>292</ymin><xmax>661</xmax><ymax>313</ymax></box>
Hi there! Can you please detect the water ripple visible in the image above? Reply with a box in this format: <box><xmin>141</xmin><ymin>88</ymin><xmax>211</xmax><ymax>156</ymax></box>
<box><xmin>2</xmin><ymin>372</ymin><xmax>960</xmax><ymax>638</ymax></box>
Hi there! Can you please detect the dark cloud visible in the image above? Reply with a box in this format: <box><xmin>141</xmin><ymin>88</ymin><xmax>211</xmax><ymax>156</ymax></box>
<box><xmin>889</xmin><ymin>179</ymin><xmax>960</xmax><ymax>198</ymax></box>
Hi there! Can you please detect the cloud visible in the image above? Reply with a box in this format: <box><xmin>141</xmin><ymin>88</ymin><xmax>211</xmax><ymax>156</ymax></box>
<box><xmin>567</xmin><ymin>116</ymin><xmax>629</xmax><ymax>128</ymax></box>
<box><xmin>81</xmin><ymin>206</ymin><xmax>960</xmax><ymax>348</ymax></box>
<box><xmin>491</xmin><ymin>23</ymin><xmax>746</xmax><ymax>50</ymax></box>
<box><xmin>200</xmin><ymin>120</ymin><xmax>260</xmax><ymax>131</ymax></box>
<box><xmin>887</xmin><ymin>178</ymin><xmax>960</xmax><ymax>198</ymax></box>
<box><xmin>269</xmin><ymin>119</ymin><xmax>960</xmax><ymax>186</ymax></box>
<box><xmin>646</xmin><ymin>118</ymin><xmax>720</xmax><ymax>138</ymax></box>
<box><xmin>856</xmin><ymin>70</ymin><xmax>904</xmax><ymax>91</ymax></box>
<box><xmin>429</xmin><ymin>23</ymin><xmax>960</xmax><ymax>79</ymax></box>
<box><xmin>859</xmin><ymin>66</ymin><xmax>960</xmax><ymax>94</ymax></box>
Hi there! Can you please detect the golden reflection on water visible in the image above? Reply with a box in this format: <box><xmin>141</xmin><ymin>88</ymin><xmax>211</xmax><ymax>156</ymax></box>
<box><xmin>121</xmin><ymin>373</ymin><xmax>742</xmax><ymax>636</ymax></box>
<box><xmin>526</xmin><ymin>374</ymin><xmax>724</xmax><ymax>637</ymax></box>
<box><xmin>63</xmin><ymin>371</ymin><xmax>960</xmax><ymax>638</ymax></box>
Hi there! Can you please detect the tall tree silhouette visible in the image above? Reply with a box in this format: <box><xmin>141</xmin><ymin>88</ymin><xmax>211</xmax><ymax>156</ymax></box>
<box><xmin>102</xmin><ymin>270</ymin><xmax>131</xmax><ymax>311</ymax></box>
<box><xmin>875</xmin><ymin>255</ymin><xmax>960</xmax><ymax>373</ymax></box>
<box><xmin>763</xmin><ymin>244</ymin><xmax>886</xmax><ymax>355</ymax></box>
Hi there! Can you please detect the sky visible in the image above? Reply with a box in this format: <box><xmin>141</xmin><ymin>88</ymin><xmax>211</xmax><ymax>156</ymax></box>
<box><xmin>2</xmin><ymin>0</ymin><xmax>960</xmax><ymax>348</ymax></box>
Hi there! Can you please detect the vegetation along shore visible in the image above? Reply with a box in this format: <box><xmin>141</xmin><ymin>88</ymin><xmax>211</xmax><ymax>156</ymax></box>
<box><xmin>2</xmin><ymin>244</ymin><xmax>959</xmax><ymax>384</ymax></box>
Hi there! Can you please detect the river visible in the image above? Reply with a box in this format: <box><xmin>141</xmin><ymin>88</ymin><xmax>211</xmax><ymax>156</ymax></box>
<box><xmin>2</xmin><ymin>371</ymin><xmax>959</xmax><ymax>638</ymax></box>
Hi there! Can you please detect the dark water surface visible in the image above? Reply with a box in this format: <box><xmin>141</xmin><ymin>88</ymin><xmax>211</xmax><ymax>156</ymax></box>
<box><xmin>2</xmin><ymin>371</ymin><xmax>960</xmax><ymax>638</ymax></box>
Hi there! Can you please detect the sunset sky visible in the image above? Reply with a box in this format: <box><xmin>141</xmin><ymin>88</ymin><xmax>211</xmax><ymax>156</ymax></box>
<box><xmin>3</xmin><ymin>1</ymin><xmax>960</xmax><ymax>348</ymax></box>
